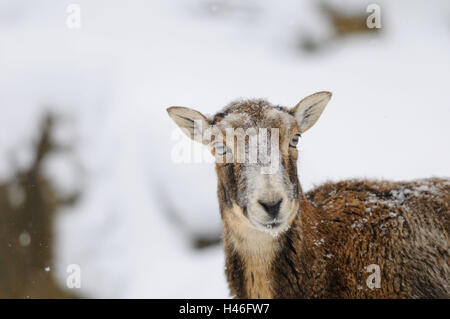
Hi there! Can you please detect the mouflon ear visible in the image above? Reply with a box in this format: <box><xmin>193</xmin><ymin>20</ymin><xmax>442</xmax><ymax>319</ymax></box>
<box><xmin>290</xmin><ymin>91</ymin><xmax>332</xmax><ymax>133</ymax></box>
<box><xmin>167</xmin><ymin>106</ymin><xmax>210</xmax><ymax>144</ymax></box>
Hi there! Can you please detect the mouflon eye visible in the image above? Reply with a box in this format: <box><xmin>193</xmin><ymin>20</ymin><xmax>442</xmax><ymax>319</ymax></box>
<box><xmin>289</xmin><ymin>134</ymin><xmax>301</xmax><ymax>148</ymax></box>
<box><xmin>213</xmin><ymin>142</ymin><xmax>229</xmax><ymax>156</ymax></box>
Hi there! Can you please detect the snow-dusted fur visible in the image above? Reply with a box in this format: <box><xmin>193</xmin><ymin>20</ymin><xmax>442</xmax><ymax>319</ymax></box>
<box><xmin>167</xmin><ymin>97</ymin><xmax>450</xmax><ymax>298</ymax></box>
<box><xmin>223</xmin><ymin>177</ymin><xmax>449</xmax><ymax>298</ymax></box>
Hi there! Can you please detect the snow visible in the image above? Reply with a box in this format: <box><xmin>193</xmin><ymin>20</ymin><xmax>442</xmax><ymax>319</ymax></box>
<box><xmin>0</xmin><ymin>0</ymin><xmax>449</xmax><ymax>298</ymax></box>
<box><xmin>19</xmin><ymin>231</ymin><xmax>31</xmax><ymax>247</ymax></box>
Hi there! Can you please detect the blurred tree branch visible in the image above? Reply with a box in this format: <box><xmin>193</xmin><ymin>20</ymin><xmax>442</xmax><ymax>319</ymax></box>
<box><xmin>0</xmin><ymin>112</ymin><xmax>79</xmax><ymax>298</ymax></box>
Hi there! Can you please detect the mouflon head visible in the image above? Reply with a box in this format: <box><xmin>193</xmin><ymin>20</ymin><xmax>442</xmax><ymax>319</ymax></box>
<box><xmin>167</xmin><ymin>92</ymin><xmax>332</xmax><ymax>236</ymax></box>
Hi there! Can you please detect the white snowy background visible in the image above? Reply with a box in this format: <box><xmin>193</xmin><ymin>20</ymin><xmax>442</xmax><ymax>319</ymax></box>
<box><xmin>0</xmin><ymin>0</ymin><xmax>449</xmax><ymax>298</ymax></box>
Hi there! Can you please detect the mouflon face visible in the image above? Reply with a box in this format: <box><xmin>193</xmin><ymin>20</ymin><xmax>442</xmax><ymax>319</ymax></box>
<box><xmin>167</xmin><ymin>92</ymin><xmax>331</xmax><ymax>236</ymax></box>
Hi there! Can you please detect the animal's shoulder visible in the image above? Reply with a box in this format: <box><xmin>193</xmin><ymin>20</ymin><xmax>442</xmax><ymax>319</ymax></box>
<box><xmin>305</xmin><ymin>178</ymin><xmax>450</xmax><ymax>231</ymax></box>
<box><xmin>302</xmin><ymin>178</ymin><xmax>450</xmax><ymax>298</ymax></box>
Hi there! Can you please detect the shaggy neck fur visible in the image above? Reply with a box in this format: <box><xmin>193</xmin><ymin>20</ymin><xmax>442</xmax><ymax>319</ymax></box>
<box><xmin>222</xmin><ymin>199</ymin><xmax>321</xmax><ymax>298</ymax></box>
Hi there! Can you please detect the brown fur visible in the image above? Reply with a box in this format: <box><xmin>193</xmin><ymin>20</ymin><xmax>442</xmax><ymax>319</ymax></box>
<box><xmin>168</xmin><ymin>98</ymin><xmax>450</xmax><ymax>298</ymax></box>
<box><xmin>214</xmin><ymin>100</ymin><xmax>450</xmax><ymax>298</ymax></box>
<box><xmin>224</xmin><ymin>178</ymin><xmax>449</xmax><ymax>298</ymax></box>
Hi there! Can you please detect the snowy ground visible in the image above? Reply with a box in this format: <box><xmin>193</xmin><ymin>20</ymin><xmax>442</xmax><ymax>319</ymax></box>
<box><xmin>0</xmin><ymin>0</ymin><xmax>449</xmax><ymax>298</ymax></box>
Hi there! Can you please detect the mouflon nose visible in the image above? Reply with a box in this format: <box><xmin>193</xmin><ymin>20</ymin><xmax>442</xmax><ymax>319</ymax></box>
<box><xmin>258</xmin><ymin>199</ymin><xmax>282</xmax><ymax>218</ymax></box>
